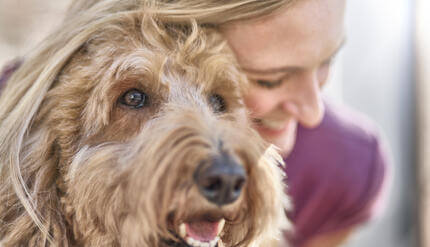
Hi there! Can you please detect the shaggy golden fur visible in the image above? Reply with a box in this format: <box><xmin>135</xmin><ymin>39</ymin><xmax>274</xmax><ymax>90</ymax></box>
<box><xmin>0</xmin><ymin>1</ymin><xmax>290</xmax><ymax>246</ymax></box>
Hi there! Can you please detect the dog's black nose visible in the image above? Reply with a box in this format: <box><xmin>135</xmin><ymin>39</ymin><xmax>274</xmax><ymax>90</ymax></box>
<box><xmin>194</xmin><ymin>153</ymin><xmax>246</xmax><ymax>206</ymax></box>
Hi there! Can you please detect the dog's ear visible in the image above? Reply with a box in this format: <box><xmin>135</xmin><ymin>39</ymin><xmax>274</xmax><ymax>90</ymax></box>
<box><xmin>253</xmin><ymin>146</ymin><xmax>291</xmax><ymax>246</ymax></box>
<box><xmin>0</xmin><ymin>3</ymin><xmax>127</xmax><ymax>245</ymax></box>
<box><xmin>0</xmin><ymin>30</ymin><xmax>82</xmax><ymax>245</ymax></box>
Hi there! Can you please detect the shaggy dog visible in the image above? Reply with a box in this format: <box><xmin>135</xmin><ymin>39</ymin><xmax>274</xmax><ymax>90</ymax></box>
<box><xmin>0</xmin><ymin>1</ymin><xmax>289</xmax><ymax>246</ymax></box>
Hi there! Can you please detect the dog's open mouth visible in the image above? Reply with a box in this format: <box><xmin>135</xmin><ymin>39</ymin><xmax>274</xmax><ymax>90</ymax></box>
<box><xmin>178</xmin><ymin>218</ymin><xmax>224</xmax><ymax>247</ymax></box>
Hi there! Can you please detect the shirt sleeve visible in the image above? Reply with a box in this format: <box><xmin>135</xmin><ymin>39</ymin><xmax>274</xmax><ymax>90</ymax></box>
<box><xmin>338</xmin><ymin>135</ymin><xmax>390</xmax><ymax>227</ymax></box>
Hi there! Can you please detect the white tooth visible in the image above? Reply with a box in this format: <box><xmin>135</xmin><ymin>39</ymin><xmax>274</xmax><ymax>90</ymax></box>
<box><xmin>186</xmin><ymin>237</ymin><xmax>195</xmax><ymax>246</ymax></box>
<box><xmin>217</xmin><ymin>219</ymin><xmax>225</xmax><ymax>236</ymax></box>
<box><xmin>195</xmin><ymin>239</ymin><xmax>205</xmax><ymax>247</ymax></box>
<box><xmin>201</xmin><ymin>242</ymin><xmax>210</xmax><ymax>247</ymax></box>
<box><xmin>179</xmin><ymin>223</ymin><xmax>186</xmax><ymax>238</ymax></box>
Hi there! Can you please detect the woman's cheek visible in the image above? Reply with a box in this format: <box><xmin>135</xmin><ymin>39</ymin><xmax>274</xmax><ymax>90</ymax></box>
<box><xmin>244</xmin><ymin>90</ymin><xmax>277</xmax><ymax>118</ymax></box>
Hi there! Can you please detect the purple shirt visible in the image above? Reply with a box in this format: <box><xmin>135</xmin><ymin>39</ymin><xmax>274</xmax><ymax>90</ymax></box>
<box><xmin>284</xmin><ymin>102</ymin><xmax>390</xmax><ymax>246</ymax></box>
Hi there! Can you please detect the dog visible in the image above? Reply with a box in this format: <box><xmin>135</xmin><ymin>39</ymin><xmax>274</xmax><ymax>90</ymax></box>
<box><xmin>0</xmin><ymin>1</ymin><xmax>290</xmax><ymax>246</ymax></box>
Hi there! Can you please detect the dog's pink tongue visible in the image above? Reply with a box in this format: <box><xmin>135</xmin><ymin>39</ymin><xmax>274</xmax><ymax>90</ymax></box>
<box><xmin>186</xmin><ymin>221</ymin><xmax>219</xmax><ymax>242</ymax></box>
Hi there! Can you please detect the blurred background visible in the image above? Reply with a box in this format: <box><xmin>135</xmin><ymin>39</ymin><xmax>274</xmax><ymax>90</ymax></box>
<box><xmin>0</xmin><ymin>0</ymin><xmax>428</xmax><ymax>246</ymax></box>
<box><xmin>325</xmin><ymin>0</ymin><xmax>417</xmax><ymax>246</ymax></box>
<box><xmin>325</xmin><ymin>0</ymin><xmax>424</xmax><ymax>246</ymax></box>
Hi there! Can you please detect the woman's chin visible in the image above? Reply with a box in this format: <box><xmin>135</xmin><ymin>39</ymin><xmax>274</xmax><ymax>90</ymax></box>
<box><xmin>270</xmin><ymin>135</ymin><xmax>296</xmax><ymax>157</ymax></box>
<box><xmin>258</xmin><ymin>123</ymin><xmax>297</xmax><ymax>157</ymax></box>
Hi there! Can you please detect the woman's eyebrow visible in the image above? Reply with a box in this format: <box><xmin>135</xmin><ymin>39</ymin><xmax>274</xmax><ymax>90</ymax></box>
<box><xmin>242</xmin><ymin>37</ymin><xmax>347</xmax><ymax>75</ymax></box>
<box><xmin>242</xmin><ymin>66</ymin><xmax>299</xmax><ymax>75</ymax></box>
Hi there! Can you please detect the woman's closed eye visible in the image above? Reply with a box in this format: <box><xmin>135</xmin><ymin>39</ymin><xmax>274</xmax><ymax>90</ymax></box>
<box><xmin>255</xmin><ymin>79</ymin><xmax>283</xmax><ymax>89</ymax></box>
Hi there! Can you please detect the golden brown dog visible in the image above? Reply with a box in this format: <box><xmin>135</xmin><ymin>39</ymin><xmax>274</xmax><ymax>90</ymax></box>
<box><xmin>0</xmin><ymin>1</ymin><xmax>289</xmax><ymax>246</ymax></box>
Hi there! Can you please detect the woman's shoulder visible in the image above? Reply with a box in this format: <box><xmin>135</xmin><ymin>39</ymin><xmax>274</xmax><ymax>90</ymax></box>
<box><xmin>285</xmin><ymin>100</ymin><xmax>391</xmax><ymax>208</ymax></box>
<box><xmin>304</xmin><ymin>100</ymin><xmax>382</xmax><ymax>147</ymax></box>
<box><xmin>286</xmin><ymin>100</ymin><xmax>390</xmax><ymax>177</ymax></box>
<box><xmin>284</xmin><ymin>101</ymin><xmax>391</xmax><ymax>240</ymax></box>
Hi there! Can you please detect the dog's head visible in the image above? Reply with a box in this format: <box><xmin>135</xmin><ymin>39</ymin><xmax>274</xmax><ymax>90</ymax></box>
<box><xmin>0</xmin><ymin>1</ymin><xmax>289</xmax><ymax>246</ymax></box>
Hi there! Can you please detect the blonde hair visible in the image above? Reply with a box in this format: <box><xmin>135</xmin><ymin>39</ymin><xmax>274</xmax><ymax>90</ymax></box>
<box><xmin>67</xmin><ymin>0</ymin><xmax>295</xmax><ymax>25</ymax></box>
<box><xmin>0</xmin><ymin>0</ymin><xmax>292</xmax><ymax>245</ymax></box>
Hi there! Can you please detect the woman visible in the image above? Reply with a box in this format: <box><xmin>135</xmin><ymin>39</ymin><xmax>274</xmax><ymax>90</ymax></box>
<box><xmin>171</xmin><ymin>0</ymin><xmax>388</xmax><ymax>246</ymax></box>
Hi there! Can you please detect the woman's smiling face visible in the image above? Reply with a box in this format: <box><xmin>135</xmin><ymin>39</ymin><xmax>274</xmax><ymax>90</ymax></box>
<box><xmin>221</xmin><ymin>0</ymin><xmax>346</xmax><ymax>155</ymax></box>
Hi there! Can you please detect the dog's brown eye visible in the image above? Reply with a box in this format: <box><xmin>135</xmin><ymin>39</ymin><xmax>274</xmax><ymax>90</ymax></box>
<box><xmin>209</xmin><ymin>94</ymin><xmax>226</xmax><ymax>113</ymax></box>
<box><xmin>120</xmin><ymin>89</ymin><xmax>148</xmax><ymax>109</ymax></box>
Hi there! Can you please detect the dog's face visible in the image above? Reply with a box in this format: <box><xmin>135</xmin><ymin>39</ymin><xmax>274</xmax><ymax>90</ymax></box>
<box><xmin>0</xmin><ymin>12</ymin><xmax>288</xmax><ymax>247</ymax></box>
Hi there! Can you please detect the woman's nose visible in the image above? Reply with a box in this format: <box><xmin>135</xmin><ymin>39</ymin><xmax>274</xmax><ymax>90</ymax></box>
<box><xmin>281</xmin><ymin>71</ymin><xmax>325</xmax><ymax>127</ymax></box>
